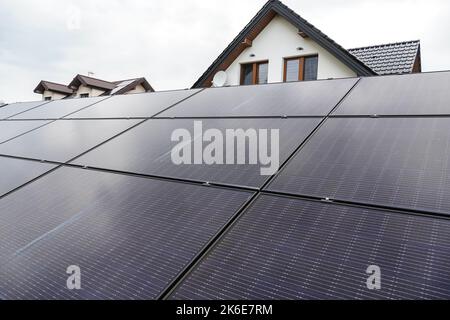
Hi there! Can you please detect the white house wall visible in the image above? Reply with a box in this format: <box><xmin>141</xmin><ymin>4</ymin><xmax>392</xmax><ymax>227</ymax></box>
<box><xmin>125</xmin><ymin>84</ymin><xmax>146</xmax><ymax>95</ymax></box>
<box><xmin>224</xmin><ymin>15</ymin><xmax>357</xmax><ymax>85</ymax></box>
<box><xmin>42</xmin><ymin>90</ymin><xmax>68</xmax><ymax>101</ymax></box>
<box><xmin>76</xmin><ymin>85</ymin><xmax>106</xmax><ymax>98</ymax></box>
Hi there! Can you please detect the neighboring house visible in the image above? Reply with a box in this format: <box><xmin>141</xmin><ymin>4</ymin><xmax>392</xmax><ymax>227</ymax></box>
<box><xmin>33</xmin><ymin>81</ymin><xmax>74</xmax><ymax>101</ymax></box>
<box><xmin>193</xmin><ymin>0</ymin><xmax>422</xmax><ymax>88</ymax></box>
<box><xmin>34</xmin><ymin>74</ymin><xmax>154</xmax><ymax>101</ymax></box>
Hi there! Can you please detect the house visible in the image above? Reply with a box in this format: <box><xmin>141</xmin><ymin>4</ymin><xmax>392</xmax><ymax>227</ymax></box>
<box><xmin>34</xmin><ymin>74</ymin><xmax>154</xmax><ymax>101</ymax></box>
<box><xmin>33</xmin><ymin>81</ymin><xmax>74</xmax><ymax>101</ymax></box>
<box><xmin>193</xmin><ymin>0</ymin><xmax>422</xmax><ymax>88</ymax></box>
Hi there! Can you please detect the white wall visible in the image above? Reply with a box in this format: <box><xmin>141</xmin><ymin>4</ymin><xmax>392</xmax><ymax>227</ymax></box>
<box><xmin>75</xmin><ymin>85</ymin><xmax>106</xmax><ymax>98</ymax></box>
<box><xmin>125</xmin><ymin>84</ymin><xmax>146</xmax><ymax>94</ymax></box>
<box><xmin>42</xmin><ymin>90</ymin><xmax>68</xmax><ymax>101</ymax></box>
<box><xmin>40</xmin><ymin>84</ymin><xmax>146</xmax><ymax>100</ymax></box>
<box><xmin>224</xmin><ymin>15</ymin><xmax>356</xmax><ymax>86</ymax></box>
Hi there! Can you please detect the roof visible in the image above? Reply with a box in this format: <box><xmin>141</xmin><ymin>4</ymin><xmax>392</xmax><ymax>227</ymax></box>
<box><xmin>69</xmin><ymin>74</ymin><xmax>117</xmax><ymax>91</ymax></box>
<box><xmin>34</xmin><ymin>80</ymin><xmax>74</xmax><ymax>95</ymax></box>
<box><xmin>107</xmin><ymin>77</ymin><xmax>154</xmax><ymax>95</ymax></box>
<box><xmin>349</xmin><ymin>40</ymin><xmax>421</xmax><ymax>75</ymax></box>
<box><xmin>36</xmin><ymin>75</ymin><xmax>154</xmax><ymax>98</ymax></box>
<box><xmin>2</xmin><ymin>71</ymin><xmax>450</xmax><ymax>299</ymax></box>
<box><xmin>192</xmin><ymin>0</ymin><xmax>375</xmax><ymax>88</ymax></box>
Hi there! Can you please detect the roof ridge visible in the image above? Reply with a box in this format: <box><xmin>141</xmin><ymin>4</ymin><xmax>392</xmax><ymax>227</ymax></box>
<box><xmin>348</xmin><ymin>40</ymin><xmax>420</xmax><ymax>51</ymax></box>
<box><xmin>77</xmin><ymin>74</ymin><xmax>115</xmax><ymax>84</ymax></box>
<box><xmin>114</xmin><ymin>77</ymin><xmax>142</xmax><ymax>83</ymax></box>
<box><xmin>39</xmin><ymin>80</ymin><xmax>71</xmax><ymax>87</ymax></box>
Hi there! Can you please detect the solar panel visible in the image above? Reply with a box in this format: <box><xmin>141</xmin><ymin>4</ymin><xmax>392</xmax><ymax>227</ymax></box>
<box><xmin>158</xmin><ymin>79</ymin><xmax>358</xmax><ymax>117</ymax></box>
<box><xmin>2</xmin><ymin>71</ymin><xmax>450</xmax><ymax>301</ymax></box>
<box><xmin>0</xmin><ymin>166</ymin><xmax>253</xmax><ymax>299</ymax></box>
<box><xmin>11</xmin><ymin>96</ymin><xmax>108</xmax><ymax>120</ymax></box>
<box><xmin>0</xmin><ymin>120</ymin><xmax>50</xmax><ymax>143</ymax></box>
<box><xmin>268</xmin><ymin>117</ymin><xmax>450</xmax><ymax>215</ymax></box>
<box><xmin>71</xmin><ymin>118</ymin><xmax>321</xmax><ymax>188</ymax></box>
<box><xmin>170</xmin><ymin>194</ymin><xmax>450</xmax><ymax>300</ymax></box>
<box><xmin>0</xmin><ymin>101</ymin><xmax>48</xmax><ymax>120</ymax></box>
<box><xmin>0</xmin><ymin>156</ymin><xmax>56</xmax><ymax>198</ymax></box>
<box><xmin>334</xmin><ymin>72</ymin><xmax>450</xmax><ymax>115</ymax></box>
<box><xmin>0</xmin><ymin>119</ymin><xmax>140</xmax><ymax>162</ymax></box>
<box><xmin>65</xmin><ymin>89</ymin><xmax>201</xmax><ymax>119</ymax></box>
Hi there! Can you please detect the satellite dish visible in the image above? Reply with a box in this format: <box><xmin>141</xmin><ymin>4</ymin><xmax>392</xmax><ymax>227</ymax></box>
<box><xmin>212</xmin><ymin>71</ymin><xmax>227</xmax><ymax>87</ymax></box>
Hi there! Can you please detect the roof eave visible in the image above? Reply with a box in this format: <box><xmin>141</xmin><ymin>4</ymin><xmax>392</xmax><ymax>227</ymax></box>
<box><xmin>34</xmin><ymin>81</ymin><xmax>73</xmax><ymax>95</ymax></box>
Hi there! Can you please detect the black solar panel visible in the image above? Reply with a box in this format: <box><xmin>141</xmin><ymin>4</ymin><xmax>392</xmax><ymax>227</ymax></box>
<box><xmin>71</xmin><ymin>118</ymin><xmax>321</xmax><ymax>188</ymax></box>
<box><xmin>0</xmin><ymin>101</ymin><xmax>48</xmax><ymax>120</ymax></box>
<box><xmin>11</xmin><ymin>96</ymin><xmax>108</xmax><ymax>120</ymax></box>
<box><xmin>0</xmin><ymin>119</ymin><xmax>140</xmax><ymax>162</ymax></box>
<box><xmin>2</xmin><ymin>71</ymin><xmax>450</xmax><ymax>301</ymax></box>
<box><xmin>0</xmin><ymin>166</ymin><xmax>253</xmax><ymax>299</ymax></box>
<box><xmin>334</xmin><ymin>72</ymin><xmax>450</xmax><ymax>115</ymax></box>
<box><xmin>66</xmin><ymin>90</ymin><xmax>201</xmax><ymax>119</ymax></box>
<box><xmin>0</xmin><ymin>120</ymin><xmax>50</xmax><ymax>143</ymax></box>
<box><xmin>268</xmin><ymin>117</ymin><xmax>450</xmax><ymax>215</ymax></box>
<box><xmin>170</xmin><ymin>194</ymin><xmax>450</xmax><ymax>300</ymax></box>
<box><xmin>0</xmin><ymin>156</ymin><xmax>56</xmax><ymax>197</ymax></box>
<box><xmin>158</xmin><ymin>79</ymin><xmax>358</xmax><ymax>117</ymax></box>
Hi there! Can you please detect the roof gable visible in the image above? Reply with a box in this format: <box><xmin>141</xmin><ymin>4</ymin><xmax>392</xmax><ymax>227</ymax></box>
<box><xmin>192</xmin><ymin>0</ymin><xmax>375</xmax><ymax>88</ymax></box>
<box><xmin>68</xmin><ymin>75</ymin><xmax>154</xmax><ymax>95</ymax></box>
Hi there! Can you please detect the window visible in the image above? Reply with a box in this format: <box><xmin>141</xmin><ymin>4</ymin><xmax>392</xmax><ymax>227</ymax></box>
<box><xmin>44</xmin><ymin>96</ymin><xmax>52</xmax><ymax>101</ymax></box>
<box><xmin>240</xmin><ymin>61</ymin><xmax>269</xmax><ymax>85</ymax></box>
<box><xmin>80</xmin><ymin>93</ymin><xmax>89</xmax><ymax>98</ymax></box>
<box><xmin>283</xmin><ymin>55</ymin><xmax>318</xmax><ymax>82</ymax></box>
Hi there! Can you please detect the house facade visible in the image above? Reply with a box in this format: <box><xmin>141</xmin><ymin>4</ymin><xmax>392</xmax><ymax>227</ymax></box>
<box><xmin>34</xmin><ymin>74</ymin><xmax>153</xmax><ymax>101</ymax></box>
<box><xmin>193</xmin><ymin>0</ymin><xmax>421</xmax><ymax>88</ymax></box>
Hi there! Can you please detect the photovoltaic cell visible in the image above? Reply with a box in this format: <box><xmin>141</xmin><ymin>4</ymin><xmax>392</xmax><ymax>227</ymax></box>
<box><xmin>66</xmin><ymin>89</ymin><xmax>201</xmax><ymax>119</ymax></box>
<box><xmin>268</xmin><ymin>117</ymin><xmax>450</xmax><ymax>215</ymax></box>
<box><xmin>71</xmin><ymin>118</ymin><xmax>321</xmax><ymax>188</ymax></box>
<box><xmin>11</xmin><ymin>96</ymin><xmax>108</xmax><ymax>120</ymax></box>
<box><xmin>158</xmin><ymin>79</ymin><xmax>358</xmax><ymax>117</ymax></box>
<box><xmin>0</xmin><ymin>119</ymin><xmax>140</xmax><ymax>162</ymax></box>
<box><xmin>0</xmin><ymin>166</ymin><xmax>253</xmax><ymax>299</ymax></box>
<box><xmin>334</xmin><ymin>72</ymin><xmax>450</xmax><ymax>115</ymax></box>
<box><xmin>0</xmin><ymin>120</ymin><xmax>50</xmax><ymax>143</ymax></box>
<box><xmin>171</xmin><ymin>194</ymin><xmax>450</xmax><ymax>300</ymax></box>
<box><xmin>0</xmin><ymin>101</ymin><xmax>48</xmax><ymax>120</ymax></box>
<box><xmin>0</xmin><ymin>156</ymin><xmax>56</xmax><ymax>197</ymax></box>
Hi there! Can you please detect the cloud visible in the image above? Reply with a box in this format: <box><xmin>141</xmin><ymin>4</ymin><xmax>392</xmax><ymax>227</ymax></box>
<box><xmin>0</xmin><ymin>0</ymin><xmax>449</xmax><ymax>102</ymax></box>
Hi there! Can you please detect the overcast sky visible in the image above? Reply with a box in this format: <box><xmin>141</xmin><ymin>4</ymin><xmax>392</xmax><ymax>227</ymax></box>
<box><xmin>0</xmin><ymin>0</ymin><xmax>449</xmax><ymax>103</ymax></box>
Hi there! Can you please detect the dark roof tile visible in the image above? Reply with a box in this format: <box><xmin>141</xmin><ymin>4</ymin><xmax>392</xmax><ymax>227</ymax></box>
<box><xmin>348</xmin><ymin>40</ymin><xmax>420</xmax><ymax>75</ymax></box>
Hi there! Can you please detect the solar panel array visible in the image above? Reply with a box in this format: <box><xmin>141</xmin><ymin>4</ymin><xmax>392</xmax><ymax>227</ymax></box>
<box><xmin>1</xmin><ymin>72</ymin><xmax>450</xmax><ymax>300</ymax></box>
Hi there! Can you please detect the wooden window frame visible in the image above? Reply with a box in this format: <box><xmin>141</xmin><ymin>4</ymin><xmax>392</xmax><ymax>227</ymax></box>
<box><xmin>283</xmin><ymin>55</ymin><xmax>318</xmax><ymax>82</ymax></box>
<box><xmin>240</xmin><ymin>60</ymin><xmax>269</xmax><ymax>85</ymax></box>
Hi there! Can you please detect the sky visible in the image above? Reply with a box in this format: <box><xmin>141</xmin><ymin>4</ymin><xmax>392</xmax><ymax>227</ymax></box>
<box><xmin>0</xmin><ymin>0</ymin><xmax>449</xmax><ymax>103</ymax></box>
